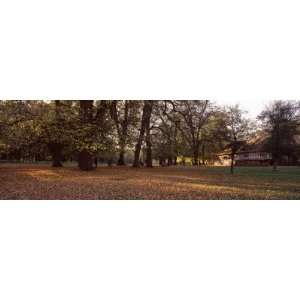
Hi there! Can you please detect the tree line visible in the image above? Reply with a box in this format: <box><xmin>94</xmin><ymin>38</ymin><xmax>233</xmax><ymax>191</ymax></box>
<box><xmin>0</xmin><ymin>100</ymin><xmax>299</xmax><ymax>172</ymax></box>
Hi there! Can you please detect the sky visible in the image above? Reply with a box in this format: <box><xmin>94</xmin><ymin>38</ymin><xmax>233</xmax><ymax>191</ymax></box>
<box><xmin>217</xmin><ymin>100</ymin><xmax>268</xmax><ymax>119</ymax></box>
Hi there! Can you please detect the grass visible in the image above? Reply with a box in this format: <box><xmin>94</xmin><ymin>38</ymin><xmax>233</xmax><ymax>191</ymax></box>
<box><xmin>0</xmin><ymin>164</ymin><xmax>300</xmax><ymax>199</ymax></box>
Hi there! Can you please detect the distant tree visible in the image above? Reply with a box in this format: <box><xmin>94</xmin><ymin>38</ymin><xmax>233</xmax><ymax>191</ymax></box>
<box><xmin>199</xmin><ymin>110</ymin><xmax>229</xmax><ymax>165</ymax></box>
<box><xmin>258</xmin><ymin>100</ymin><xmax>300</xmax><ymax>171</ymax></box>
<box><xmin>225</xmin><ymin>105</ymin><xmax>254</xmax><ymax>174</ymax></box>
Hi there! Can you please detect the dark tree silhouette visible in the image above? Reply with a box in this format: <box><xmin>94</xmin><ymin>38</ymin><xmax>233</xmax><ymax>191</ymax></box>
<box><xmin>224</xmin><ymin>105</ymin><xmax>253</xmax><ymax>174</ymax></box>
<box><xmin>258</xmin><ymin>101</ymin><xmax>300</xmax><ymax>171</ymax></box>
<box><xmin>78</xmin><ymin>100</ymin><xmax>94</xmax><ymax>170</ymax></box>
<box><xmin>133</xmin><ymin>100</ymin><xmax>154</xmax><ymax>167</ymax></box>
<box><xmin>109</xmin><ymin>101</ymin><xmax>139</xmax><ymax>165</ymax></box>
<box><xmin>48</xmin><ymin>100</ymin><xmax>64</xmax><ymax>167</ymax></box>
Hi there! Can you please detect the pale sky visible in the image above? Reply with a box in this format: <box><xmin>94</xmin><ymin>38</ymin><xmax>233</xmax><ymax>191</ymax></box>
<box><xmin>217</xmin><ymin>99</ymin><xmax>270</xmax><ymax>119</ymax></box>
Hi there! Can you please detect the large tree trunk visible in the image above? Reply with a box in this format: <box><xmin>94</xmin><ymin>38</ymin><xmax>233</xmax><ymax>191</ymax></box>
<box><xmin>173</xmin><ymin>126</ymin><xmax>178</xmax><ymax>166</ymax></box>
<box><xmin>78</xmin><ymin>149</ymin><xmax>94</xmax><ymax>171</ymax></box>
<box><xmin>230</xmin><ymin>137</ymin><xmax>239</xmax><ymax>174</ymax></box>
<box><xmin>230</xmin><ymin>153</ymin><xmax>234</xmax><ymax>174</ymax></box>
<box><xmin>48</xmin><ymin>143</ymin><xmax>63</xmax><ymax>167</ymax></box>
<box><xmin>145</xmin><ymin>125</ymin><xmax>152</xmax><ymax>167</ymax></box>
<box><xmin>159</xmin><ymin>157</ymin><xmax>166</xmax><ymax>167</ymax></box>
<box><xmin>201</xmin><ymin>144</ymin><xmax>205</xmax><ymax>165</ymax></box>
<box><xmin>118</xmin><ymin>148</ymin><xmax>125</xmax><ymax>166</ymax></box>
<box><xmin>133</xmin><ymin>141</ymin><xmax>143</xmax><ymax>167</ymax></box>
<box><xmin>80</xmin><ymin>100</ymin><xmax>94</xmax><ymax>122</ymax></box>
<box><xmin>133</xmin><ymin>101</ymin><xmax>153</xmax><ymax>167</ymax></box>
<box><xmin>192</xmin><ymin>147</ymin><xmax>199</xmax><ymax>166</ymax></box>
<box><xmin>51</xmin><ymin>100</ymin><xmax>64</xmax><ymax>167</ymax></box>
<box><xmin>78</xmin><ymin>150</ymin><xmax>94</xmax><ymax>171</ymax></box>
<box><xmin>78</xmin><ymin>100</ymin><xmax>94</xmax><ymax>171</ymax></box>
<box><xmin>110</xmin><ymin>101</ymin><xmax>130</xmax><ymax>166</ymax></box>
<box><xmin>272</xmin><ymin>156</ymin><xmax>278</xmax><ymax>172</ymax></box>
<box><xmin>117</xmin><ymin>135</ymin><xmax>126</xmax><ymax>166</ymax></box>
<box><xmin>174</xmin><ymin>156</ymin><xmax>177</xmax><ymax>165</ymax></box>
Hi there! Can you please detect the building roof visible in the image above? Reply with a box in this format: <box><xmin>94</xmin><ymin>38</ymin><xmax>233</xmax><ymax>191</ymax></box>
<box><xmin>219</xmin><ymin>129</ymin><xmax>300</xmax><ymax>157</ymax></box>
<box><xmin>237</xmin><ymin>131</ymin><xmax>268</xmax><ymax>154</ymax></box>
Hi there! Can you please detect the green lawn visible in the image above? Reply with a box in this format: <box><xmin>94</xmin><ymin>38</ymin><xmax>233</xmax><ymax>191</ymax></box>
<box><xmin>0</xmin><ymin>164</ymin><xmax>299</xmax><ymax>199</ymax></box>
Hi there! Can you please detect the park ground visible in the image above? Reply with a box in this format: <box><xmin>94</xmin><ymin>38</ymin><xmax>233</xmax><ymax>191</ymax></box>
<box><xmin>0</xmin><ymin>164</ymin><xmax>300</xmax><ymax>200</ymax></box>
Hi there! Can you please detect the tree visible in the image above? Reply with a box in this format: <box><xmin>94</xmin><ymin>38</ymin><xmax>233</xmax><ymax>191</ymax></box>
<box><xmin>47</xmin><ymin>101</ymin><xmax>65</xmax><ymax>167</ymax></box>
<box><xmin>77</xmin><ymin>100</ymin><xmax>99</xmax><ymax>170</ymax></box>
<box><xmin>258</xmin><ymin>100</ymin><xmax>300</xmax><ymax>171</ymax></box>
<box><xmin>0</xmin><ymin>100</ymin><xmax>49</xmax><ymax>162</ymax></box>
<box><xmin>133</xmin><ymin>100</ymin><xmax>154</xmax><ymax>167</ymax></box>
<box><xmin>78</xmin><ymin>100</ymin><xmax>94</xmax><ymax>170</ymax></box>
<box><xmin>162</xmin><ymin>100</ymin><xmax>214</xmax><ymax>165</ymax></box>
<box><xmin>0</xmin><ymin>100</ymin><xmax>114</xmax><ymax>170</ymax></box>
<box><xmin>224</xmin><ymin>105</ymin><xmax>254</xmax><ymax>174</ymax></box>
<box><xmin>198</xmin><ymin>110</ymin><xmax>229</xmax><ymax>165</ymax></box>
<box><xmin>76</xmin><ymin>100</ymin><xmax>113</xmax><ymax>170</ymax></box>
<box><xmin>3</xmin><ymin>99</ymin><xmax>298</xmax><ymax>174</ymax></box>
<box><xmin>109</xmin><ymin>100</ymin><xmax>140</xmax><ymax>165</ymax></box>
<box><xmin>151</xmin><ymin>101</ymin><xmax>182</xmax><ymax>166</ymax></box>
<box><xmin>37</xmin><ymin>100</ymin><xmax>78</xmax><ymax>167</ymax></box>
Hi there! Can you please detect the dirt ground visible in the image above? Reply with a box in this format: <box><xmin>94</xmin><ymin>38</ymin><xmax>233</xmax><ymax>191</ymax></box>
<box><xmin>1</xmin><ymin>164</ymin><xmax>300</xmax><ymax>199</ymax></box>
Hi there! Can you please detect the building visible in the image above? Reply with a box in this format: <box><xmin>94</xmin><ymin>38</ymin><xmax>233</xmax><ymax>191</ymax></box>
<box><xmin>235</xmin><ymin>134</ymin><xmax>300</xmax><ymax>166</ymax></box>
<box><xmin>216</xmin><ymin>132</ymin><xmax>300</xmax><ymax>167</ymax></box>
<box><xmin>235</xmin><ymin>150</ymin><xmax>272</xmax><ymax>166</ymax></box>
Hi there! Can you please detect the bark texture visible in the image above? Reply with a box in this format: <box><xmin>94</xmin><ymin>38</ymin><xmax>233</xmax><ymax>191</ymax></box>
<box><xmin>109</xmin><ymin>101</ymin><xmax>130</xmax><ymax>166</ymax></box>
<box><xmin>78</xmin><ymin>100</ymin><xmax>94</xmax><ymax>171</ymax></box>
<box><xmin>48</xmin><ymin>142</ymin><xmax>63</xmax><ymax>167</ymax></box>
<box><xmin>51</xmin><ymin>100</ymin><xmax>64</xmax><ymax>167</ymax></box>
<box><xmin>133</xmin><ymin>101</ymin><xmax>154</xmax><ymax>167</ymax></box>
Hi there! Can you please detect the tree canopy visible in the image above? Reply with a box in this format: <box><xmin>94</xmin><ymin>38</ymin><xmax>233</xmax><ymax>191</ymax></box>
<box><xmin>1</xmin><ymin>100</ymin><xmax>299</xmax><ymax>171</ymax></box>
